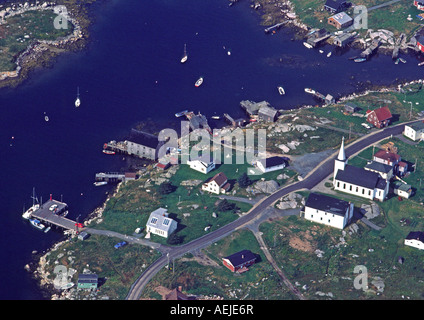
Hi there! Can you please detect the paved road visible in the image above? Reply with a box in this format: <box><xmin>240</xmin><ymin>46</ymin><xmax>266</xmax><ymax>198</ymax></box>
<box><xmin>125</xmin><ymin>120</ymin><xmax>415</xmax><ymax>300</ymax></box>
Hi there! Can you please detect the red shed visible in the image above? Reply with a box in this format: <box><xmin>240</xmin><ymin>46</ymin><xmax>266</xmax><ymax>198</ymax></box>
<box><xmin>414</xmin><ymin>1</ymin><xmax>424</xmax><ymax>11</ymax></box>
<box><xmin>222</xmin><ymin>250</ymin><xmax>257</xmax><ymax>273</ymax></box>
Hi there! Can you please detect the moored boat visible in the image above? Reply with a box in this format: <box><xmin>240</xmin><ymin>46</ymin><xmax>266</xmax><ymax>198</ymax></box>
<box><xmin>304</xmin><ymin>88</ymin><xmax>315</xmax><ymax>94</ymax></box>
<box><xmin>278</xmin><ymin>86</ymin><xmax>285</xmax><ymax>95</ymax></box>
<box><xmin>175</xmin><ymin>110</ymin><xmax>188</xmax><ymax>117</ymax></box>
<box><xmin>211</xmin><ymin>115</ymin><xmax>221</xmax><ymax>120</ymax></box>
<box><xmin>327</xmin><ymin>52</ymin><xmax>332</xmax><ymax>57</ymax></box>
<box><xmin>195</xmin><ymin>77</ymin><xmax>203</xmax><ymax>87</ymax></box>
<box><xmin>181</xmin><ymin>44</ymin><xmax>187</xmax><ymax>63</ymax></box>
<box><xmin>75</xmin><ymin>86</ymin><xmax>81</xmax><ymax>107</ymax></box>
<box><xmin>303</xmin><ymin>42</ymin><xmax>312</xmax><ymax>49</ymax></box>
<box><xmin>354</xmin><ymin>58</ymin><xmax>366</xmax><ymax>63</ymax></box>
<box><xmin>94</xmin><ymin>181</ymin><xmax>108</xmax><ymax>186</ymax></box>
<box><xmin>22</xmin><ymin>188</ymin><xmax>40</xmax><ymax>219</ymax></box>
<box><xmin>29</xmin><ymin>218</ymin><xmax>45</xmax><ymax>230</ymax></box>
<box><xmin>418</xmin><ymin>61</ymin><xmax>424</xmax><ymax>66</ymax></box>
<box><xmin>399</xmin><ymin>57</ymin><xmax>406</xmax><ymax>64</ymax></box>
<box><xmin>103</xmin><ymin>149</ymin><xmax>115</xmax><ymax>155</ymax></box>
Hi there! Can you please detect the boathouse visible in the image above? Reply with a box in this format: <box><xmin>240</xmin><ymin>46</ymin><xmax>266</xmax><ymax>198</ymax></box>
<box><xmin>258</xmin><ymin>105</ymin><xmax>278</xmax><ymax>122</ymax></box>
<box><xmin>416</xmin><ymin>35</ymin><xmax>424</xmax><ymax>53</ymax></box>
<box><xmin>125</xmin><ymin>129</ymin><xmax>164</xmax><ymax>161</ymax></box>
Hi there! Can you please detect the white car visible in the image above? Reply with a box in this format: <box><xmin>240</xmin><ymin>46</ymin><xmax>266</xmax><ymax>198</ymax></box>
<box><xmin>49</xmin><ymin>204</ymin><xmax>58</xmax><ymax>211</ymax></box>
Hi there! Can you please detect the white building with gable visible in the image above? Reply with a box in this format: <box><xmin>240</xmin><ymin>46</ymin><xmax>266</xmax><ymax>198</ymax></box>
<box><xmin>145</xmin><ymin>208</ymin><xmax>178</xmax><ymax>238</ymax></box>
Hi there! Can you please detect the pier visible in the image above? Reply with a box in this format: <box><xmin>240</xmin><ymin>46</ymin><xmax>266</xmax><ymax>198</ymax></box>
<box><xmin>95</xmin><ymin>172</ymin><xmax>137</xmax><ymax>184</ymax></box>
<box><xmin>360</xmin><ymin>39</ymin><xmax>380</xmax><ymax>58</ymax></box>
<box><xmin>103</xmin><ymin>141</ymin><xmax>128</xmax><ymax>154</ymax></box>
<box><xmin>264</xmin><ymin>22</ymin><xmax>287</xmax><ymax>33</ymax></box>
<box><xmin>223</xmin><ymin>113</ymin><xmax>236</xmax><ymax>127</ymax></box>
<box><xmin>29</xmin><ymin>198</ymin><xmax>78</xmax><ymax>231</ymax></box>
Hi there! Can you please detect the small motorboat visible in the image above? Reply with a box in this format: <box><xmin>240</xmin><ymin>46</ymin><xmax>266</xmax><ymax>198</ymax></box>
<box><xmin>103</xmin><ymin>149</ymin><xmax>115</xmax><ymax>155</ymax></box>
<box><xmin>94</xmin><ymin>181</ymin><xmax>108</xmax><ymax>186</ymax></box>
<box><xmin>195</xmin><ymin>77</ymin><xmax>203</xmax><ymax>87</ymax></box>
<box><xmin>30</xmin><ymin>218</ymin><xmax>45</xmax><ymax>230</ymax></box>
<box><xmin>303</xmin><ymin>42</ymin><xmax>313</xmax><ymax>49</ymax></box>
<box><xmin>278</xmin><ymin>86</ymin><xmax>285</xmax><ymax>95</ymax></box>
<box><xmin>211</xmin><ymin>115</ymin><xmax>221</xmax><ymax>120</ymax></box>
<box><xmin>418</xmin><ymin>61</ymin><xmax>424</xmax><ymax>66</ymax></box>
<box><xmin>175</xmin><ymin>110</ymin><xmax>188</xmax><ymax>117</ymax></box>
<box><xmin>354</xmin><ymin>58</ymin><xmax>367</xmax><ymax>63</ymax></box>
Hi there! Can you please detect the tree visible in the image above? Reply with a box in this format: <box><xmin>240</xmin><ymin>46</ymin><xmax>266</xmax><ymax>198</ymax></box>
<box><xmin>159</xmin><ymin>182</ymin><xmax>175</xmax><ymax>195</ymax></box>
<box><xmin>167</xmin><ymin>233</ymin><xmax>183</xmax><ymax>245</ymax></box>
<box><xmin>237</xmin><ymin>172</ymin><xmax>252</xmax><ymax>188</ymax></box>
<box><xmin>217</xmin><ymin>199</ymin><xmax>236</xmax><ymax>212</ymax></box>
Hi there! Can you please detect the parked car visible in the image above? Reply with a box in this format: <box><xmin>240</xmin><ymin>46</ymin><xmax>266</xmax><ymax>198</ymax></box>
<box><xmin>114</xmin><ymin>241</ymin><xmax>127</xmax><ymax>249</ymax></box>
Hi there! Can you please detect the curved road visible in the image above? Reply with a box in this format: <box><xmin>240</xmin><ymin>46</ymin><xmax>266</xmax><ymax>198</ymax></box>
<box><xmin>126</xmin><ymin>121</ymin><xmax>415</xmax><ymax>300</ymax></box>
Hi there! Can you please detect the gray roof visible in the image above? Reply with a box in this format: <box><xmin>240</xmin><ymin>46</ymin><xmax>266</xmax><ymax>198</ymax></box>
<box><xmin>330</xmin><ymin>12</ymin><xmax>352</xmax><ymax>25</ymax></box>
<box><xmin>128</xmin><ymin>129</ymin><xmax>159</xmax><ymax>149</ymax></box>
<box><xmin>335</xmin><ymin>164</ymin><xmax>381</xmax><ymax>189</ymax></box>
<box><xmin>407</xmin><ymin>121</ymin><xmax>424</xmax><ymax>131</ymax></box>
<box><xmin>365</xmin><ymin>161</ymin><xmax>393</xmax><ymax>174</ymax></box>
<box><xmin>146</xmin><ymin>208</ymin><xmax>177</xmax><ymax>232</ymax></box>
<box><xmin>305</xmin><ymin>192</ymin><xmax>350</xmax><ymax>217</ymax></box>
<box><xmin>394</xmin><ymin>181</ymin><xmax>412</xmax><ymax>192</ymax></box>
<box><xmin>258</xmin><ymin>106</ymin><xmax>278</xmax><ymax>118</ymax></box>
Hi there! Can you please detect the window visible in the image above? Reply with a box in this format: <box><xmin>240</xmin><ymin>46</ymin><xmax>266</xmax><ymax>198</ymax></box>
<box><xmin>343</xmin><ymin>183</ymin><xmax>346</xmax><ymax>189</ymax></box>
<box><xmin>356</xmin><ymin>186</ymin><xmax>359</xmax><ymax>192</ymax></box>
<box><xmin>150</xmin><ymin>217</ymin><xmax>158</xmax><ymax>224</ymax></box>
<box><xmin>337</xmin><ymin>182</ymin><xmax>340</xmax><ymax>188</ymax></box>
<box><xmin>350</xmin><ymin>185</ymin><xmax>352</xmax><ymax>191</ymax></box>
<box><xmin>163</xmin><ymin>219</ymin><xmax>170</xmax><ymax>226</ymax></box>
<box><xmin>362</xmin><ymin>189</ymin><xmax>365</xmax><ymax>194</ymax></box>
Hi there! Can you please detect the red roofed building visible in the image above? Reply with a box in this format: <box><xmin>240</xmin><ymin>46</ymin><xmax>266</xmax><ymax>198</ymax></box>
<box><xmin>366</xmin><ymin>106</ymin><xmax>392</xmax><ymax>129</ymax></box>
<box><xmin>414</xmin><ymin>1</ymin><xmax>424</xmax><ymax>11</ymax></box>
<box><xmin>417</xmin><ymin>35</ymin><xmax>424</xmax><ymax>53</ymax></box>
<box><xmin>373</xmin><ymin>149</ymin><xmax>401</xmax><ymax>167</ymax></box>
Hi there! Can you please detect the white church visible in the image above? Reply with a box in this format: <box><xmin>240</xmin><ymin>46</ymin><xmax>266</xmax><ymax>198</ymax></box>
<box><xmin>333</xmin><ymin>137</ymin><xmax>389</xmax><ymax>202</ymax></box>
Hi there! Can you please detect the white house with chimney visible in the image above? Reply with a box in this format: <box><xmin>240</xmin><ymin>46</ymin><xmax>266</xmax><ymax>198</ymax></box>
<box><xmin>145</xmin><ymin>208</ymin><xmax>177</xmax><ymax>238</ymax></box>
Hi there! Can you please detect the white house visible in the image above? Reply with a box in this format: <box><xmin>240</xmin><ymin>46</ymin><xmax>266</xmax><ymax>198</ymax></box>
<box><xmin>333</xmin><ymin>137</ymin><xmax>389</xmax><ymax>201</ymax></box>
<box><xmin>405</xmin><ymin>231</ymin><xmax>424</xmax><ymax>250</ymax></box>
<box><xmin>186</xmin><ymin>158</ymin><xmax>215</xmax><ymax>174</ymax></box>
<box><xmin>304</xmin><ymin>192</ymin><xmax>354</xmax><ymax>229</ymax></box>
<box><xmin>202</xmin><ymin>172</ymin><xmax>230</xmax><ymax>195</ymax></box>
<box><xmin>145</xmin><ymin>208</ymin><xmax>177</xmax><ymax>238</ymax></box>
<box><xmin>256</xmin><ymin>156</ymin><xmax>287</xmax><ymax>173</ymax></box>
<box><xmin>364</xmin><ymin>161</ymin><xmax>393</xmax><ymax>181</ymax></box>
<box><xmin>403</xmin><ymin>122</ymin><xmax>424</xmax><ymax>142</ymax></box>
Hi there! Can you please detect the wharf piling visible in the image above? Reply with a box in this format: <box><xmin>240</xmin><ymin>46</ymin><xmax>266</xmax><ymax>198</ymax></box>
<box><xmin>264</xmin><ymin>22</ymin><xmax>287</xmax><ymax>33</ymax></box>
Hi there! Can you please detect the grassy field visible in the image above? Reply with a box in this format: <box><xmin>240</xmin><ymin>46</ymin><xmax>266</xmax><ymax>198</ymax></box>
<box><xmin>0</xmin><ymin>9</ymin><xmax>74</xmax><ymax>71</ymax></box>
<box><xmin>43</xmin><ymin>234</ymin><xmax>161</xmax><ymax>300</ymax></box>
<box><xmin>259</xmin><ymin>212</ymin><xmax>424</xmax><ymax>299</ymax></box>
<box><xmin>140</xmin><ymin>229</ymin><xmax>296</xmax><ymax>300</ymax></box>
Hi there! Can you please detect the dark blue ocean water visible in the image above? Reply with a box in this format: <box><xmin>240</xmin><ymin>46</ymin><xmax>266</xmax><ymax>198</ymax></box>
<box><xmin>0</xmin><ymin>0</ymin><xmax>423</xmax><ymax>299</ymax></box>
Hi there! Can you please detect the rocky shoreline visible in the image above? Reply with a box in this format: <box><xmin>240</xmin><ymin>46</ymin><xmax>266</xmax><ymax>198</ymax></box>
<box><xmin>0</xmin><ymin>0</ymin><xmax>103</xmax><ymax>89</ymax></box>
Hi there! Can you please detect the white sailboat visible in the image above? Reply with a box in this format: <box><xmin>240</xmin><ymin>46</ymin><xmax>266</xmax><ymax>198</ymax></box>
<box><xmin>75</xmin><ymin>87</ymin><xmax>81</xmax><ymax>107</ymax></box>
<box><xmin>22</xmin><ymin>188</ymin><xmax>40</xmax><ymax>219</ymax></box>
<box><xmin>181</xmin><ymin>44</ymin><xmax>188</xmax><ymax>63</ymax></box>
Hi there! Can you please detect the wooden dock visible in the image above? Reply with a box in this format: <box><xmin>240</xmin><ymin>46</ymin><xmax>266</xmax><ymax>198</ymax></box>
<box><xmin>29</xmin><ymin>199</ymin><xmax>79</xmax><ymax>231</ymax></box>
<box><xmin>264</xmin><ymin>22</ymin><xmax>287</xmax><ymax>33</ymax></box>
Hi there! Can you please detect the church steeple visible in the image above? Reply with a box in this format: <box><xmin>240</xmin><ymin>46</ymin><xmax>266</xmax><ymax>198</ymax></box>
<box><xmin>333</xmin><ymin>137</ymin><xmax>347</xmax><ymax>186</ymax></box>
<box><xmin>337</xmin><ymin>136</ymin><xmax>346</xmax><ymax>161</ymax></box>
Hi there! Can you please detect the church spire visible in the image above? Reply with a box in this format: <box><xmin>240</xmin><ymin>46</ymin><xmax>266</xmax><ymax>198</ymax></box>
<box><xmin>337</xmin><ymin>136</ymin><xmax>346</xmax><ymax>161</ymax></box>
